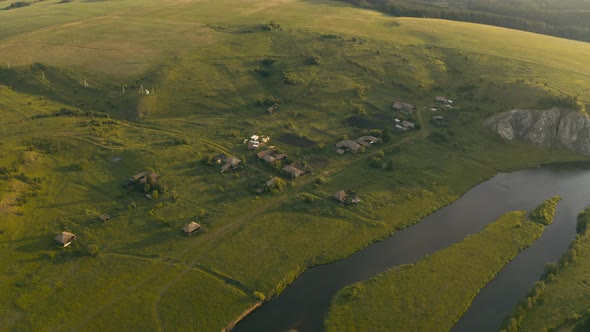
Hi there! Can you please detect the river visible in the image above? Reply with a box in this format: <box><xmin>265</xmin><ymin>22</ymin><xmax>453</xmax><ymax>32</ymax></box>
<box><xmin>235</xmin><ymin>163</ymin><xmax>590</xmax><ymax>332</ymax></box>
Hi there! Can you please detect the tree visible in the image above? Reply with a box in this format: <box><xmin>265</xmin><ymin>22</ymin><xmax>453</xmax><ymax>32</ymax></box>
<box><xmin>381</xmin><ymin>127</ymin><xmax>392</xmax><ymax>143</ymax></box>
<box><xmin>274</xmin><ymin>178</ymin><xmax>286</xmax><ymax>192</ymax></box>
<box><xmin>386</xmin><ymin>159</ymin><xmax>394</xmax><ymax>171</ymax></box>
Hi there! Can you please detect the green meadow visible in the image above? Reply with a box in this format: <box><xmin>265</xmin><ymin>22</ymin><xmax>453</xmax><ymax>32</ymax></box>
<box><xmin>1</xmin><ymin>0</ymin><xmax>590</xmax><ymax>330</ymax></box>
<box><xmin>324</xmin><ymin>197</ymin><xmax>561</xmax><ymax>332</ymax></box>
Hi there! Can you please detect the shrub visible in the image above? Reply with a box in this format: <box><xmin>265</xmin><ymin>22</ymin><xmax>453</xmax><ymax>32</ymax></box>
<box><xmin>260</xmin><ymin>58</ymin><xmax>276</xmax><ymax>66</ymax></box>
<box><xmin>283</xmin><ymin>71</ymin><xmax>301</xmax><ymax>85</ymax></box>
<box><xmin>305</xmin><ymin>54</ymin><xmax>321</xmax><ymax>65</ymax></box>
<box><xmin>253</xmin><ymin>291</ymin><xmax>266</xmax><ymax>301</ymax></box>
<box><xmin>316</xmin><ymin>177</ymin><xmax>327</xmax><ymax>185</ymax></box>
<box><xmin>381</xmin><ymin>127</ymin><xmax>392</xmax><ymax>143</ymax></box>
<box><xmin>369</xmin><ymin>156</ymin><xmax>383</xmax><ymax>169</ymax></box>
<box><xmin>342</xmin><ymin>284</ymin><xmax>363</xmax><ymax>300</ymax></box>
<box><xmin>353</xmin><ymin>103</ymin><xmax>367</xmax><ymax>115</ymax></box>
<box><xmin>576</xmin><ymin>206</ymin><xmax>590</xmax><ymax>235</ymax></box>
<box><xmin>428</xmin><ymin>131</ymin><xmax>448</xmax><ymax>144</ymax></box>
<box><xmin>87</xmin><ymin>244</ymin><xmax>100</xmax><ymax>257</ymax></box>
<box><xmin>529</xmin><ymin>196</ymin><xmax>562</xmax><ymax>225</ymax></box>
<box><xmin>254</xmin><ymin>66</ymin><xmax>272</xmax><ymax>77</ymax></box>
<box><xmin>355</xmin><ymin>85</ymin><xmax>367</xmax><ymax>99</ymax></box>
<box><xmin>7</xmin><ymin>2</ymin><xmax>30</xmax><ymax>9</ymax></box>
<box><xmin>262</xmin><ymin>22</ymin><xmax>282</xmax><ymax>31</ymax></box>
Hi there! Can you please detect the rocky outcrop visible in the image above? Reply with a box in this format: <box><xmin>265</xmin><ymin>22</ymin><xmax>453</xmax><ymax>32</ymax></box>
<box><xmin>485</xmin><ymin>108</ymin><xmax>590</xmax><ymax>154</ymax></box>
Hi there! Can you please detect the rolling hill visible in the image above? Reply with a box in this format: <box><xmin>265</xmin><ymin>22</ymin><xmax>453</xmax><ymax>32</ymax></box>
<box><xmin>1</xmin><ymin>0</ymin><xmax>590</xmax><ymax>330</ymax></box>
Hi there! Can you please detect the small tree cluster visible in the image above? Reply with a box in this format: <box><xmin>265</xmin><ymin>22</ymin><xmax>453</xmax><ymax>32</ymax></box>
<box><xmin>262</xmin><ymin>22</ymin><xmax>282</xmax><ymax>31</ymax></box>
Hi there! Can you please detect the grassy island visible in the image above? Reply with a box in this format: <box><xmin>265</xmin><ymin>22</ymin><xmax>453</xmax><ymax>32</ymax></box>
<box><xmin>325</xmin><ymin>197</ymin><xmax>561</xmax><ymax>332</ymax></box>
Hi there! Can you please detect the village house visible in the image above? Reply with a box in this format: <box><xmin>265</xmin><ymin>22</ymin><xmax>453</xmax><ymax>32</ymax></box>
<box><xmin>256</xmin><ymin>149</ymin><xmax>287</xmax><ymax>164</ymax></box>
<box><xmin>333</xmin><ymin>190</ymin><xmax>348</xmax><ymax>202</ymax></box>
<box><xmin>392</xmin><ymin>101</ymin><xmax>415</xmax><ymax>115</ymax></box>
<box><xmin>99</xmin><ymin>214</ymin><xmax>111</xmax><ymax>223</ymax></box>
<box><xmin>183</xmin><ymin>221</ymin><xmax>201</xmax><ymax>235</ymax></box>
<box><xmin>54</xmin><ymin>231</ymin><xmax>76</xmax><ymax>247</ymax></box>
<box><xmin>401</xmin><ymin>120</ymin><xmax>416</xmax><ymax>130</ymax></box>
<box><xmin>129</xmin><ymin>171</ymin><xmax>159</xmax><ymax>184</ymax></box>
<box><xmin>435</xmin><ymin>96</ymin><xmax>447</xmax><ymax>103</ymax></box>
<box><xmin>394</xmin><ymin>124</ymin><xmax>408</xmax><ymax>133</ymax></box>
<box><xmin>356</xmin><ymin>136</ymin><xmax>381</xmax><ymax>147</ymax></box>
<box><xmin>283</xmin><ymin>164</ymin><xmax>304</xmax><ymax>179</ymax></box>
<box><xmin>266</xmin><ymin>103</ymin><xmax>279</xmax><ymax>114</ymax></box>
<box><xmin>332</xmin><ymin>190</ymin><xmax>360</xmax><ymax>204</ymax></box>
<box><xmin>335</xmin><ymin>140</ymin><xmax>362</xmax><ymax>154</ymax></box>
<box><xmin>221</xmin><ymin>156</ymin><xmax>241</xmax><ymax>173</ymax></box>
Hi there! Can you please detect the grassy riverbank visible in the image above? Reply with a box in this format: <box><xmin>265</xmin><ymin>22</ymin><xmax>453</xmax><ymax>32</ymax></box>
<box><xmin>324</xmin><ymin>197</ymin><xmax>561</xmax><ymax>332</ymax></box>
<box><xmin>503</xmin><ymin>205</ymin><xmax>590</xmax><ymax>332</ymax></box>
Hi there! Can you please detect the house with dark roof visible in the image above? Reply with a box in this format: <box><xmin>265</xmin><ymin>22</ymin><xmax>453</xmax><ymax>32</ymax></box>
<box><xmin>55</xmin><ymin>232</ymin><xmax>76</xmax><ymax>247</ymax></box>
<box><xmin>283</xmin><ymin>165</ymin><xmax>304</xmax><ymax>179</ymax></box>
<box><xmin>335</xmin><ymin>140</ymin><xmax>362</xmax><ymax>154</ymax></box>
<box><xmin>256</xmin><ymin>149</ymin><xmax>277</xmax><ymax>159</ymax></box>
<box><xmin>183</xmin><ymin>221</ymin><xmax>201</xmax><ymax>235</ymax></box>
<box><xmin>356</xmin><ymin>136</ymin><xmax>381</xmax><ymax>147</ymax></box>
<box><xmin>392</xmin><ymin>101</ymin><xmax>415</xmax><ymax>115</ymax></box>
<box><xmin>257</xmin><ymin>149</ymin><xmax>287</xmax><ymax>164</ymax></box>
<box><xmin>401</xmin><ymin>120</ymin><xmax>416</xmax><ymax>130</ymax></box>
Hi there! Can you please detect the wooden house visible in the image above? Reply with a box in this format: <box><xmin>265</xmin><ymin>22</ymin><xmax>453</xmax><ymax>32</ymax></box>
<box><xmin>392</xmin><ymin>101</ymin><xmax>415</xmax><ymax>115</ymax></box>
<box><xmin>183</xmin><ymin>221</ymin><xmax>201</xmax><ymax>235</ymax></box>
<box><xmin>55</xmin><ymin>232</ymin><xmax>76</xmax><ymax>247</ymax></box>
<box><xmin>283</xmin><ymin>165</ymin><xmax>304</xmax><ymax>179</ymax></box>
<box><xmin>221</xmin><ymin>156</ymin><xmax>241</xmax><ymax>173</ymax></box>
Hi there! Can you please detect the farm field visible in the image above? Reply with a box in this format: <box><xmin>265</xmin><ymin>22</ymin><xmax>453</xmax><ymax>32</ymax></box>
<box><xmin>325</xmin><ymin>197</ymin><xmax>561</xmax><ymax>332</ymax></box>
<box><xmin>1</xmin><ymin>0</ymin><xmax>590</xmax><ymax>331</ymax></box>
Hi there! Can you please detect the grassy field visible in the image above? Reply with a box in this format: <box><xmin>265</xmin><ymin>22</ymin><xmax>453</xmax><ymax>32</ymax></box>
<box><xmin>503</xmin><ymin>206</ymin><xmax>590</xmax><ymax>332</ymax></box>
<box><xmin>1</xmin><ymin>0</ymin><xmax>590</xmax><ymax>331</ymax></box>
<box><xmin>324</xmin><ymin>197</ymin><xmax>561</xmax><ymax>332</ymax></box>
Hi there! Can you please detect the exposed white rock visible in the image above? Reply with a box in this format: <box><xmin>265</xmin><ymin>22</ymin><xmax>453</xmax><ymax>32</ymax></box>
<box><xmin>485</xmin><ymin>108</ymin><xmax>590</xmax><ymax>154</ymax></box>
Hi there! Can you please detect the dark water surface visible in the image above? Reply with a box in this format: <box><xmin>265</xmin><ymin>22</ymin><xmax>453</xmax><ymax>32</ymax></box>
<box><xmin>235</xmin><ymin>164</ymin><xmax>590</xmax><ymax>332</ymax></box>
